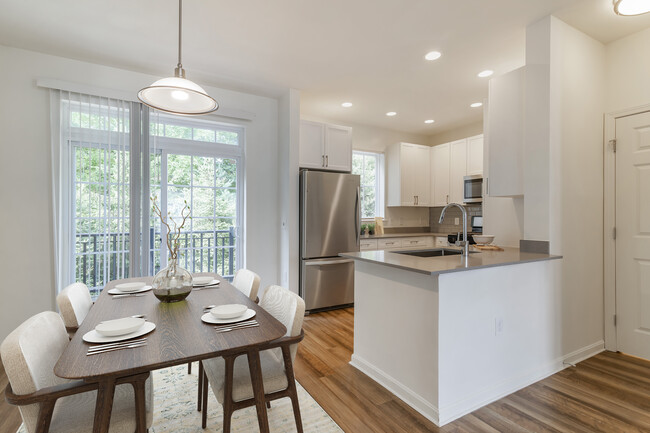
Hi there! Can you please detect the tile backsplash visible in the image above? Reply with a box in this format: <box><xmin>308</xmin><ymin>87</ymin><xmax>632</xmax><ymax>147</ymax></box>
<box><xmin>429</xmin><ymin>205</ymin><xmax>482</xmax><ymax>233</ymax></box>
<box><xmin>384</xmin><ymin>207</ymin><xmax>430</xmax><ymax>228</ymax></box>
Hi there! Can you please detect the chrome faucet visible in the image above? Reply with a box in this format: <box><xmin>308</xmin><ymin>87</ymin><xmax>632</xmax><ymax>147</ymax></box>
<box><xmin>439</xmin><ymin>203</ymin><xmax>469</xmax><ymax>256</ymax></box>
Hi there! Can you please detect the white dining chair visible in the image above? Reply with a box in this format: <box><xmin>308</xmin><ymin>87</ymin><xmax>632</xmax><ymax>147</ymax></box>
<box><xmin>232</xmin><ymin>269</ymin><xmax>261</xmax><ymax>302</ymax></box>
<box><xmin>199</xmin><ymin>285</ymin><xmax>305</xmax><ymax>432</ymax></box>
<box><xmin>56</xmin><ymin>282</ymin><xmax>93</xmax><ymax>333</ymax></box>
<box><xmin>0</xmin><ymin>311</ymin><xmax>153</xmax><ymax>433</ymax></box>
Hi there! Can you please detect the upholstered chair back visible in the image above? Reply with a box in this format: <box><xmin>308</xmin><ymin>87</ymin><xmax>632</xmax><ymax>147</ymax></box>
<box><xmin>56</xmin><ymin>282</ymin><xmax>92</xmax><ymax>329</ymax></box>
<box><xmin>232</xmin><ymin>269</ymin><xmax>261</xmax><ymax>301</ymax></box>
<box><xmin>259</xmin><ymin>285</ymin><xmax>305</xmax><ymax>361</ymax></box>
<box><xmin>0</xmin><ymin>312</ymin><xmax>71</xmax><ymax>433</ymax></box>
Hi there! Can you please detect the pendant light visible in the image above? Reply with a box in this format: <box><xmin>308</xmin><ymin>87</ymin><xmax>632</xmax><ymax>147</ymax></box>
<box><xmin>613</xmin><ymin>0</ymin><xmax>650</xmax><ymax>16</ymax></box>
<box><xmin>138</xmin><ymin>0</ymin><xmax>218</xmax><ymax>115</ymax></box>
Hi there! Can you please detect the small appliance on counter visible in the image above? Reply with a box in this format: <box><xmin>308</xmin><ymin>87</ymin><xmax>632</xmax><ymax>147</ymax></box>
<box><xmin>447</xmin><ymin>216</ymin><xmax>483</xmax><ymax>245</ymax></box>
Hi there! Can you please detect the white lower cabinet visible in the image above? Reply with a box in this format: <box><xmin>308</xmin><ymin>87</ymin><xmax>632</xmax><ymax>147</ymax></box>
<box><xmin>363</xmin><ymin>236</ymin><xmax>436</xmax><ymax>251</ymax></box>
<box><xmin>360</xmin><ymin>239</ymin><xmax>378</xmax><ymax>251</ymax></box>
<box><xmin>435</xmin><ymin>236</ymin><xmax>449</xmax><ymax>247</ymax></box>
<box><xmin>377</xmin><ymin>238</ymin><xmax>403</xmax><ymax>250</ymax></box>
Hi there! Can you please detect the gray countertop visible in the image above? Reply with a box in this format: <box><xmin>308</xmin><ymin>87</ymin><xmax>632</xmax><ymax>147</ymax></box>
<box><xmin>340</xmin><ymin>246</ymin><xmax>562</xmax><ymax>276</ymax></box>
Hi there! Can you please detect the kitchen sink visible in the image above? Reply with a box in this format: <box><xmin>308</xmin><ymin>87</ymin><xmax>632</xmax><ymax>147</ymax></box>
<box><xmin>394</xmin><ymin>248</ymin><xmax>474</xmax><ymax>257</ymax></box>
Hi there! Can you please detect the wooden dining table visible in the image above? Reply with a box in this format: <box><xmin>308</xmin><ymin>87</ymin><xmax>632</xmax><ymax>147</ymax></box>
<box><xmin>54</xmin><ymin>273</ymin><xmax>287</xmax><ymax>433</ymax></box>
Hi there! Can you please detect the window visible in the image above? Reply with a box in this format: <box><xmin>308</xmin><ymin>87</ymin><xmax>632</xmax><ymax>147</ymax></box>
<box><xmin>56</xmin><ymin>92</ymin><xmax>244</xmax><ymax>297</ymax></box>
<box><xmin>352</xmin><ymin>150</ymin><xmax>384</xmax><ymax>219</ymax></box>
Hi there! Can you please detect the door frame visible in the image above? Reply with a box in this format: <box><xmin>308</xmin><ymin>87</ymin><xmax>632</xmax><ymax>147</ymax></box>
<box><xmin>604</xmin><ymin>103</ymin><xmax>650</xmax><ymax>351</ymax></box>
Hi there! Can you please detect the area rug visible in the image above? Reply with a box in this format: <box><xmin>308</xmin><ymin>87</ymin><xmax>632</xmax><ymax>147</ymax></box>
<box><xmin>17</xmin><ymin>363</ymin><xmax>342</xmax><ymax>432</ymax></box>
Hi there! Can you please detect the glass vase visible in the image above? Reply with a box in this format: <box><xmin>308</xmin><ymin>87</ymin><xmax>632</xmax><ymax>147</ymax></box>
<box><xmin>152</xmin><ymin>257</ymin><xmax>193</xmax><ymax>303</ymax></box>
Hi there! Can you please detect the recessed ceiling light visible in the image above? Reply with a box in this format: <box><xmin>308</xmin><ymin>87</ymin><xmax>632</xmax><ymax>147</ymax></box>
<box><xmin>386</xmin><ymin>112</ymin><xmax>397</xmax><ymax>117</ymax></box>
<box><xmin>613</xmin><ymin>0</ymin><xmax>650</xmax><ymax>15</ymax></box>
<box><xmin>477</xmin><ymin>70</ymin><xmax>494</xmax><ymax>78</ymax></box>
<box><xmin>470</xmin><ymin>102</ymin><xmax>483</xmax><ymax>108</ymax></box>
<box><xmin>341</xmin><ymin>102</ymin><xmax>353</xmax><ymax>108</ymax></box>
<box><xmin>424</xmin><ymin>119</ymin><xmax>435</xmax><ymax>124</ymax></box>
<box><xmin>424</xmin><ymin>51</ymin><xmax>442</xmax><ymax>61</ymax></box>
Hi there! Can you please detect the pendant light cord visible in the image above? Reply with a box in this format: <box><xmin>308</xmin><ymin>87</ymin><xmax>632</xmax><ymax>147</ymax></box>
<box><xmin>177</xmin><ymin>0</ymin><xmax>183</xmax><ymax>70</ymax></box>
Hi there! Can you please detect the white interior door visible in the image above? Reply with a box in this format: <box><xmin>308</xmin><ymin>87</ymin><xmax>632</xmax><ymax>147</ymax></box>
<box><xmin>616</xmin><ymin>111</ymin><xmax>650</xmax><ymax>359</ymax></box>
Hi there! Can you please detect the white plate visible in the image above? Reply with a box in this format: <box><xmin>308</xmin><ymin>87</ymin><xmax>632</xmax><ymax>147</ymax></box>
<box><xmin>83</xmin><ymin>322</ymin><xmax>156</xmax><ymax>343</ymax></box>
<box><xmin>193</xmin><ymin>279</ymin><xmax>219</xmax><ymax>288</ymax></box>
<box><xmin>193</xmin><ymin>276</ymin><xmax>215</xmax><ymax>286</ymax></box>
<box><xmin>211</xmin><ymin>304</ymin><xmax>247</xmax><ymax>319</ymax></box>
<box><xmin>115</xmin><ymin>282</ymin><xmax>147</xmax><ymax>292</ymax></box>
<box><xmin>95</xmin><ymin>317</ymin><xmax>145</xmax><ymax>337</ymax></box>
<box><xmin>108</xmin><ymin>285</ymin><xmax>152</xmax><ymax>295</ymax></box>
<box><xmin>201</xmin><ymin>309</ymin><xmax>256</xmax><ymax>325</ymax></box>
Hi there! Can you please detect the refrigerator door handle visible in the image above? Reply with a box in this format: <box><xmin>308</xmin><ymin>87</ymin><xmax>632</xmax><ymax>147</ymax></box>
<box><xmin>305</xmin><ymin>259</ymin><xmax>354</xmax><ymax>266</ymax></box>
<box><xmin>355</xmin><ymin>186</ymin><xmax>360</xmax><ymax>246</ymax></box>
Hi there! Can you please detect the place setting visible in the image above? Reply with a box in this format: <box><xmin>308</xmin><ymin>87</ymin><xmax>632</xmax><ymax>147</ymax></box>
<box><xmin>201</xmin><ymin>303</ymin><xmax>258</xmax><ymax>333</ymax></box>
<box><xmin>192</xmin><ymin>275</ymin><xmax>221</xmax><ymax>291</ymax></box>
<box><xmin>108</xmin><ymin>281</ymin><xmax>152</xmax><ymax>299</ymax></box>
<box><xmin>83</xmin><ymin>315</ymin><xmax>156</xmax><ymax>355</ymax></box>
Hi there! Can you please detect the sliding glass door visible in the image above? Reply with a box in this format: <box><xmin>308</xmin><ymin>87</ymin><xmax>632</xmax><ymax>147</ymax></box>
<box><xmin>60</xmin><ymin>93</ymin><xmax>244</xmax><ymax>297</ymax></box>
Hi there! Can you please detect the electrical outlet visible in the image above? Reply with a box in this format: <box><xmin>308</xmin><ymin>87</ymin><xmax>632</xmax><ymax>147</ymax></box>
<box><xmin>495</xmin><ymin>317</ymin><xmax>504</xmax><ymax>336</ymax></box>
<box><xmin>454</xmin><ymin>217</ymin><xmax>460</xmax><ymax>225</ymax></box>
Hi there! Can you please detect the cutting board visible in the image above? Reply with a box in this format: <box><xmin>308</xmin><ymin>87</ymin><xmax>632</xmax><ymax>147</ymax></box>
<box><xmin>474</xmin><ymin>244</ymin><xmax>504</xmax><ymax>251</ymax></box>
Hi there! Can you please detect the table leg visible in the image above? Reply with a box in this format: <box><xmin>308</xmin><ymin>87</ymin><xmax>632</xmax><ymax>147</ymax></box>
<box><xmin>247</xmin><ymin>349</ymin><xmax>270</xmax><ymax>433</ymax></box>
<box><xmin>131</xmin><ymin>374</ymin><xmax>148</xmax><ymax>433</ymax></box>
<box><xmin>93</xmin><ymin>378</ymin><xmax>116</xmax><ymax>433</ymax></box>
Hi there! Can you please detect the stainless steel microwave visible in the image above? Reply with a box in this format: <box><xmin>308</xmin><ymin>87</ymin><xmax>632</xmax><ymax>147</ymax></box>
<box><xmin>463</xmin><ymin>175</ymin><xmax>483</xmax><ymax>203</ymax></box>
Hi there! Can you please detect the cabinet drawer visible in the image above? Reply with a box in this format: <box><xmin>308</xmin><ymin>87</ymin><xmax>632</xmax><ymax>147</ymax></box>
<box><xmin>401</xmin><ymin>237</ymin><xmax>433</xmax><ymax>248</ymax></box>
<box><xmin>377</xmin><ymin>238</ymin><xmax>403</xmax><ymax>249</ymax></box>
<box><xmin>360</xmin><ymin>239</ymin><xmax>378</xmax><ymax>251</ymax></box>
<box><xmin>435</xmin><ymin>236</ymin><xmax>449</xmax><ymax>247</ymax></box>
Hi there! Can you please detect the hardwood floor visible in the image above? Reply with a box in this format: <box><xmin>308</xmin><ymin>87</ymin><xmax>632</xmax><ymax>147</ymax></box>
<box><xmin>294</xmin><ymin>308</ymin><xmax>650</xmax><ymax>433</ymax></box>
<box><xmin>2</xmin><ymin>308</ymin><xmax>650</xmax><ymax>432</ymax></box>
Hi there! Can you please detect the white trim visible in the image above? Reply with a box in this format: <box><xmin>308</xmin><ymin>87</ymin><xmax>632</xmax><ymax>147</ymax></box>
<box><xmin>351</xmin><ymin>341</ymin><xmax>604</xmax><ymax>427</ymax></box>
<box><xmin>350</xmin><ymin>354</ymin><xmax>440</xmax><ymax>425</ymax></box>
<box><xmin>604</xmin><ymin>103</ymin><xmax>650</xmax><ymax>351</ymax></box>
<box><xmin>37</xmin><ymin>78</ymin><xmax>257</xmax><ymax>121</ymax></box>
<box><xmin>436</xmin><ymin>341</ymin><xmax>604</xmax><ymax>425</ymax></box>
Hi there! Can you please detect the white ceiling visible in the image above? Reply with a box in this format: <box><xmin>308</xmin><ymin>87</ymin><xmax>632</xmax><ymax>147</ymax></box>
<box><xmin>1</xmin><ymin>0</ymin><xmax>649</xmax><ymax>136</ymax></box>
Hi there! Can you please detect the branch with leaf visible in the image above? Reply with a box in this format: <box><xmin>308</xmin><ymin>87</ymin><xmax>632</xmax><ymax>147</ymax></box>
<box><xmin>151</xmin><ymin>196</ymin><xmax>191</xmax><ymax>261</ymax></box>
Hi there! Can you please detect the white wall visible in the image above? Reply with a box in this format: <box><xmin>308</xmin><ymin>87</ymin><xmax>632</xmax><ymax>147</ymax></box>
<box><xmin>428</xmin><ymin>121</ymin><xmax>483</xmax><ymax>147</ymax></box>
<box><xmin>525</xmin><ymin>17</ymin><xmax>606</xmax><ymax>355</ymax></box>
<box><xmin>0</xmin><ymin>45</ymin><xmax>282</xmax><ymax>341</ymax></box>
<box><xmin>606</xmin><ymin>26</ymin><xmax>650</xmax><ymax>113</ymax></box>
<box><xmin>278</xmin><ymin>89</ymin><xmax>300</xmax><ymax>293</ymax></box>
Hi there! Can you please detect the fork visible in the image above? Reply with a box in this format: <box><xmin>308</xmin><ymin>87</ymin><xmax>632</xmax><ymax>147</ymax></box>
<box><xmin>87</xmin><ymin>342</ymin><xmax>147</xmax><ymax>355</ymax></box>
<box><xmin>87</xmin><ymin>338</ymin><xmax>147</xmax><ymax>352</ymax></box>
<box><xmin>112</xmin><ymin>293</ymin><xmax>146</xmax><ymax>299</ymax></box>
<box><xmin>214</xmin><ymin>323</ymin><xmax>259</xmax><ymax>333</ymax></box>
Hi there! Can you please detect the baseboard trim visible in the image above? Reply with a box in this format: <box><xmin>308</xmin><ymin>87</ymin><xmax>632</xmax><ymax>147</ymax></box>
<box><xmin>350</xmin><ymin>340</ymin><xmax>604</xmax><ymax>427</ymax></box>
<box><xmin>350</xmin><ymin>354</ymin><xmax>440</xmax><ymax>426</ymax></box>
<box><xmin>437</xmin><ymin>340</ymin><xmax>605</xmax><ymax>425</ymax></box>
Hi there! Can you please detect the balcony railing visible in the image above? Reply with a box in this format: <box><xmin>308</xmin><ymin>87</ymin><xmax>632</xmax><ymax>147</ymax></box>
<box><xmin>75</xmin><ymin>228</ymin><xmax>236</xmax><ymax>296</ymax></box>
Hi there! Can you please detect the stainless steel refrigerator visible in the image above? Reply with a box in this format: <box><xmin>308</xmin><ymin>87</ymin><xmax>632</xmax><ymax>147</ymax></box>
<box><xmin>300</xmin><ymin>170</ymin><xmax>360</xmax><ymax>311</ymax></box>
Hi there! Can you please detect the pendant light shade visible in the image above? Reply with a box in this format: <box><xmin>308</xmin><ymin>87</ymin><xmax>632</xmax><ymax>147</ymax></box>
<box><xmin>138</xmin><ymin>0</ymin><xmax>218</xmax><ymax>115</ymax></box>
<box><xmin>613</xmin><ymin>0</ymin><xmax>650</xmax><ymax>16</ymax></box>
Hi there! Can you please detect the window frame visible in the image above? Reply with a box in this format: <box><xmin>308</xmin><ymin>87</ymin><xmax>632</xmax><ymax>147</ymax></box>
<box><xmin>352</xmin><ymin>150</ymin><xmax>385</xmax><ymax>221</ymax></box>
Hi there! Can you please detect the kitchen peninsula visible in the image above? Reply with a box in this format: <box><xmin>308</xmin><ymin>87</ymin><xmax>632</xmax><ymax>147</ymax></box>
<box><xmin>341</xmin><ymin>247</ymin><xmax>566</xmax><ymax>426</ymax></box>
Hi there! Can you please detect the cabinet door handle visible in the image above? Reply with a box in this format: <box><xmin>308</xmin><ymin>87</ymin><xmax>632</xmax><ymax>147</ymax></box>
<box><xmin>322</xmin><ymin>155</ymin><xmax>325</xmax><ymax>167</ymax></box>
<box><xmin>326</xmin><ymin>155</ymin><xmax>329</xmax><ymax>167</ymax></box>
<box><xmin>486</xmin><ymin>177</ymin><xmax>489</xmax><ymax>195</ymax></box>
<box><xmin>416</xmin><ymin>195</ymin><xmax>419</xmax><ymax>205</ymax></box>
<box><xmin>446</xmin><ymin>194</ymin><xmax>449</xmax><ymax>204</ymax></box>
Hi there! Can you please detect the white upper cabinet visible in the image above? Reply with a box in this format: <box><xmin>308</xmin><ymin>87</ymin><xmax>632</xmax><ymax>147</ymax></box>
<box><xmin>466</xmin><ymin>134</ymin><xmax>484</xmax><ymax>176</ymax></box>
<box><xmin>299</xmin><ymin>120</ymin><xmax>352</xmax><ymax>172</ymax></box>
<box><xmin>430</xmin><ymin>143</ymin><xmax>450</xmax><ymax>206</ymax></box>
<box><xmin>449</xmin><ymin>139</ymin><xmax>468</xmax><ymax>204</ymax></box>
<box><xmin>485</xmin><ymin>67</ymin><xmax>524</xmax><ymax>196</ymax></box>
<box><xmin>387</xmin><ymin>142</ymin><xmax>430</xmax><ymax>207</ymax></box>
<box><xmin>430</xmin><ymin>135</ymin><xmax>483</xmax><ymax>206</ymax></box>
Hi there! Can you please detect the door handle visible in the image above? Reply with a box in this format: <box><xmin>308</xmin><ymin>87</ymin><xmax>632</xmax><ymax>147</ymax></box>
<box><xmin>322</xmin><ymin>155</ymin><xmax>325</xmax><ymax>167</ymax></box>
<box><xmin>446</xmin><ymin>194</ymin><xmax>449</xmax><ymax>204</ymax></box>
<box><xmin>355</xmin><ymin>186</ymin><xmax>360</xmax><ymax>246</ymax></box>
<box><xmin>326</xmin><ymin>155</ymin><xmax>329</xmax><ymax>167</ymax></box>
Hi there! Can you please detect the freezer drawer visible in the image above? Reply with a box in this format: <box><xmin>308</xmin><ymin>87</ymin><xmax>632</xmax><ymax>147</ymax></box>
<box><xmin>300</xmin><ymin>258</ymin><xmax>354</xmax><ymax>311</ymax></box>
